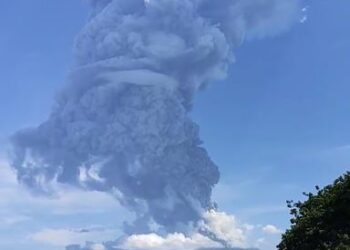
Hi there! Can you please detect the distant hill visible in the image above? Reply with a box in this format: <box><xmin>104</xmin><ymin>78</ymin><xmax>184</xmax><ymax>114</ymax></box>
<box><xmin>198</xmin><ymin>248</ymin><xmax>260</xmax><ymax>250</ymax></box>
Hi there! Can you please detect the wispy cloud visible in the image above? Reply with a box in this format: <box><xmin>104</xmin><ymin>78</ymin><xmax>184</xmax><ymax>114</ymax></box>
<box><xmin>0</xmin><ymin>214</ymin><xmax>31</xmax><ymax>226</ymax></box>
<box><xmin>30</xmin><ymin>227</ymin><xmax>117</xmax><ymax>247</ymax></box>
<box><xmin>262</xmin><ymin>225</ymin><xmax>282</xmax><ymax>235</ymax></box>
<box><xmin>0</xmin><ymin>159</ymin><xmax>121</xmax><ymax>215</ymax></box>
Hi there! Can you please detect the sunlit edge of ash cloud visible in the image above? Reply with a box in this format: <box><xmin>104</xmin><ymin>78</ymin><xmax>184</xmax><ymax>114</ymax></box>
<box><xmin>9</xmin><ymin>0</ymin><xmax>305</xmax><ymax>249</ymax></box>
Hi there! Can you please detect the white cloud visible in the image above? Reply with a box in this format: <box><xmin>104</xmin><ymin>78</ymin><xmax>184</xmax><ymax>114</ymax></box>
<box><xmin>201</xmin><ymin>210</ymin><xmax>248</xmax><ymax>248</ymax></box>
<box><xmin>120</xmin><ymin>233</ymin><xmax>220</xmax><ymax>250</ymax></box>
<box><xmin>262</xmin><ymin>225</ymin><xmax>282</xmax><ymax>235</ymax></box>
<box><xmin>30</xmin><ymin>227</ymin><xmax>117</xmax><ymax>247</ymax></box>
<box><xmin>119</xmin><ymin>210</ymin><xmax>255</xmax><ymax>250</ymax></box>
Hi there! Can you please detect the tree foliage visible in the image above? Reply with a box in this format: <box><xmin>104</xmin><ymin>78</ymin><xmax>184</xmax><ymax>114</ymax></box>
<box><xmin>278</xmin><ymin>172</ymin><xmax>350</xmax><ymax>250</ymax></box>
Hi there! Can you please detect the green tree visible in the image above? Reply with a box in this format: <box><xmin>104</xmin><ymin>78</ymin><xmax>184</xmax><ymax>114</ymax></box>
<box><xmin>278</xmin><ymin>172</ymin><xmax>350</xmax><ymax>250</ymax></box>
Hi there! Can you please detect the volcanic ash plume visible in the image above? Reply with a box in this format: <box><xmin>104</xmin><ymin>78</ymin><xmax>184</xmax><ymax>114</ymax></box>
<box><xmin>11</xmin><ymin>0</ymin><xmax>303</xmax><ymax>238</ymax></box>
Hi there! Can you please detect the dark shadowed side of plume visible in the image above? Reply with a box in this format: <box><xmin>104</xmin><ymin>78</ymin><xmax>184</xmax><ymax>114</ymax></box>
<box><xmin>11</xmin><ymin>0</ymin><xmax>302</xmax><ymax>238</ymax></box>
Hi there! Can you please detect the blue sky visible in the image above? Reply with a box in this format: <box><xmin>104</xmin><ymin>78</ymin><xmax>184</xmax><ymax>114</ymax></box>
<box><xmin>1</xmin><ymin>1</ymin><xmax>350</xmax><ymax>250</ymax></box>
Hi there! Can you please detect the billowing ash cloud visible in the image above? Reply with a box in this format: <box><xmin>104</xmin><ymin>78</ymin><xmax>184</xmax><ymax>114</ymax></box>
<box><xmin>11</xmin><ymin>0</ymin><xmax>303</xmax><ymax>240</ymax></box>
